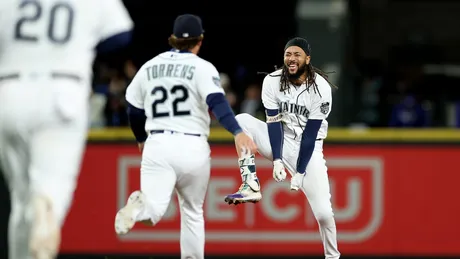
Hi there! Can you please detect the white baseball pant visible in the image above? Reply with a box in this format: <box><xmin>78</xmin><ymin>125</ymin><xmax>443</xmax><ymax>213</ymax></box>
<box><xmin>0</xmin><ymin>76</ymin><xmax>88</xmax><ymax>259</ymax></box>
<box><xmin>235</xmin><ymin>113</ymin><xmax>340</xmax><ymax>259</ymax></box>
<box><xmin>133</xmin><ymin>133</ymin><xmax>211</xmax><ymax>259</ymax></box>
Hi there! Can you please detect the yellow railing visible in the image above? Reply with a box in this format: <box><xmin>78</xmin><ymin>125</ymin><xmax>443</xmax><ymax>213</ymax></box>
<box><xmin>87</xmin><ymin>127</ymin><xmax>460</xmax><ymax>143</ymax></box>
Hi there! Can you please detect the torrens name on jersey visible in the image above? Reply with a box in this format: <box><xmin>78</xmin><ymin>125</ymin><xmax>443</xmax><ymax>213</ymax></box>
<box><xmin>146</xmin><ymin>64</ymin><xmax>196</xmax><ymax>81</ymax></box>
<box><xmin>279</xmin><ymin>101</ymin><xmax>309</xmax><ymax>118</ymax></box>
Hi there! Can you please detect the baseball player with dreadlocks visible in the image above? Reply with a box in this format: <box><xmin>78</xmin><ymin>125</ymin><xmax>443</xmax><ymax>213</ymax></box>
<box><xmin>224</xmin><ymin>37</ymin><xmax>340</xmax><ymax>259</ymax></box>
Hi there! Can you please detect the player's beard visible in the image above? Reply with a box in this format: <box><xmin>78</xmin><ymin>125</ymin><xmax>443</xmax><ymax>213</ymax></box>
<box><xmin>285</xmin><ymin>62</ymin><xmax>307</xmax><ymax>80</ymax></box>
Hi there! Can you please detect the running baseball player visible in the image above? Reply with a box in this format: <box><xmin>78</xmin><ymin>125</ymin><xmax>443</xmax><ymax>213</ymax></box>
<box><xmin>224</xmin><ymin>37</ymin><xmax>341</xmax><ymax>259</ymax></box>
<box><xmin>114</xmin><ymin>14</ymin><xmax>257</xmax><ymax>259</ymax></box>
<box><xmin>0</xmin><ymin>1</ymin><xmax>133</xmax><ymax>258</ymax></box>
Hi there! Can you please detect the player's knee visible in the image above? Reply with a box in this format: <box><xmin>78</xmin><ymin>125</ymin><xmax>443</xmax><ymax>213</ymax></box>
<box><xmin>313</xmin><ymin>206</ymin><xmax>334</xmax><ymax>223</ymax></box>
<box><xmin>183</xmin><ymin>213</ymin><xmax>204</xmax><ymax>225</ymax></box>
<box><xmin>317</xmin><ymin>215</ymin><xmax>336</xmax><ymax>229</ymax></box>
<box><xmin>145</xmin><ymin>201</ymin><xmax>170</xmax><ymax>225</ymax></box>
<box><xmin>182</xmin><ymin>205</ymin><xmax>204</xmax><ymax>223</ymax></box>
<box><xmin>149</xmin><ymin>210</ymin><xmax>166</xmax><ymax>225</ymax></box>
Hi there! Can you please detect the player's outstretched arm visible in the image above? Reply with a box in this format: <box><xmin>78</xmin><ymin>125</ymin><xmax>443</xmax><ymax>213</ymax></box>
<box><xmin>207</xmin><ymin>93</ymin><xmax>242</xmax><ymax>135</ymax></box>
<box><xmin>207</xmin><ymin>93</ymin><xmax>257</xmax><ymax>154</ymax></box>
<box><xmin>195</xmin><ymin>62</ymin><xmax>256</xmax><ymax>154</ymax></box>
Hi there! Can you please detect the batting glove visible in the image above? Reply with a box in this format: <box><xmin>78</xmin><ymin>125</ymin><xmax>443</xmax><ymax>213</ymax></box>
<box><xmin>272</xmin><ymin>159</ymin><xmax>287</xmax><ymax>182</ymax></box>
<box><xmin>290</xmin><ymin>172</ymin><xmax>305</xmax><ymax>191</ymax></box>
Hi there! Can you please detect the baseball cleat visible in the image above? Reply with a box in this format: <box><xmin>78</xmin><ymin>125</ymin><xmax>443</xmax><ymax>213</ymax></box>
<box><xmin>290</xmin><ymin>172</ymin><xmax>305</xmax><ymax>191</ymax></box>
<box><xmin>115</xmin><ymin>190</ymin><xmax>145</xmax><ymax>235</ymax></box>
<box><xmin>224</xmin><ymin>179</ymin><xmax>262</xmax><ymax>205</ymax></box>
<box><xmin>30</xmin><ymin>195</ymin><xmax>60</xmax><ymax>259</ymax></box>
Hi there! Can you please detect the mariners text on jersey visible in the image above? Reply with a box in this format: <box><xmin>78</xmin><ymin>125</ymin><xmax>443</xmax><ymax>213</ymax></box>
<box><xmin>279</xmin><ymin>101</ymin><xmax>310</xmax><ymax>118</ymax></box>
<box><xmin>261</xmin><ymin>70</ymin><xmax>333</xmax><ymax>140</ymax></box>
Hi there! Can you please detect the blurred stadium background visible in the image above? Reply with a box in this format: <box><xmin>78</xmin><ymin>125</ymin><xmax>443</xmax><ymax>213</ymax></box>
<box><xmin>2</xmin><ymin>0</ymin><xmax>460</xmax><ymax>258</ymax></box>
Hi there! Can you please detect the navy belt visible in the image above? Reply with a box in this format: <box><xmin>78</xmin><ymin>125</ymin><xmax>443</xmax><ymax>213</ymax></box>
<box><xmin>150</xmin><ymin>130</ymin><xmax>201</xmax><ymax>137</ymax></box>
<box><xmin>0</xmin><ymin>72</ymin><xmax>81</xmax><ymax>82</ymax></box>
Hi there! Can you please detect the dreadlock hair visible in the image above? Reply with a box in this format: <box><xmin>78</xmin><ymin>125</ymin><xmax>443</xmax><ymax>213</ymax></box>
<box><xmin>276</xmin><ymin>63</ymin><xmax>338</xmax><ymax>96</ymax></box>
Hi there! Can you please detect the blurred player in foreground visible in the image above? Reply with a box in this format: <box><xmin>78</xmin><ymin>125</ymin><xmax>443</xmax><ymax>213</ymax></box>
<box><xmin>114</xmin><ymin>14</ymin><xmax>257</xmax><ymax>259</ymax></box>
<box><xmin>224</xmin><ymin>37</ymin><xmax>341</xmax><ymax>258</ymax></box>
<box><xmin>0</xmin><ymin>0</ymin><xmax>133</xmax><ymax>258</ymax></box>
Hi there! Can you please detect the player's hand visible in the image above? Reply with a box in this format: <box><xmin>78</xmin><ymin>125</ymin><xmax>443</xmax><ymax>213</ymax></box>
<box><xmin>234</xmin><ymin>132</ymin><xmax>257</xmax><ymax>155</ymax></box>
<box><xmin>138</xmin><ymin>142</ymin><xmax>144</xmax><ymax>153</ymax></box>
<box><xmin>290</xmin><ymin>172</ymin><xmax>305</xmax><ymax>191</ymax></box>
<box><xmin>272</xmin><ymin>159</ymin><xmax>287</xmax><ymax>182</ymax></box>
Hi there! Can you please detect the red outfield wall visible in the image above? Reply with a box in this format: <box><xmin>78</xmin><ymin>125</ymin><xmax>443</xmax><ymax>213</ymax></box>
<box><xmin>60</xmin><ymin>144</ymin><xmax>460</xmax><ymax>256</ymax></box>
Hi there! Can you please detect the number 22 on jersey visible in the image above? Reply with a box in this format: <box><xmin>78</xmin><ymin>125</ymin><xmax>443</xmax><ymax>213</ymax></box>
<box><xmin>151</xmin><ymin>85</ymin><xmax>191</xmax><ymax>118</ymax></box>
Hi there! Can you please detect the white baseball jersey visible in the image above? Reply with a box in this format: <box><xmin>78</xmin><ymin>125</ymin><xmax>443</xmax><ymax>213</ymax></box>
<box><xmin>261</xmin><ymin>69</ymin><xmax>332</xmax><ymax>140</ymax></box>
<box><xmin>0</xmin><ymin>0</ymin><xmax>133</xmax><ymax>89</ymax></box>
<box><xmin>125</xmin><ymin>51</ymin><xmax>225</xmax><ymax>137</ymax></box>
<box><xmin>0</xmin><ymin>1</ymin><xmax>132</xmax><ymax>258</ymax></box>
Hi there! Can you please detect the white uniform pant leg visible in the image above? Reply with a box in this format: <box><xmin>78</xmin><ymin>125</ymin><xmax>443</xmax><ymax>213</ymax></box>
<box><xmin>235</xmin><ymin>113</ymin><xmax>273</xmax><ymax>160</ymax></box>
<box><xmin>234</xmin><ymin>113</ymin><xmax>300</xmax><ymax>169</ymax></box>
<box><xmin>235</xmin><ymin>113</ymin><xmax>340</xmax><ymax>258</ymax></box>
<box><xmin>29</xmin><ymin>121</ymin><xmax>88</xmax><ymax>227</ymax></box>
<box><xmin>284</xmin><ymin>141</ymin><xmax>340</xmax><ymax>259</ymax></box>
<box><xmin>0</xmin><ymin>81</ymin><xmax>36</xmax><ymax>259</ymax></box>
<box><xmin>0</xmin><ymin>134</ymin><xmax>32</xmax><ymax>259</ymax></box>
<box><xmin>173</xmin><ymin>136</ymin><xmax>211</xmax><ymax>259</ymax></box>
<box><xmin>136</xmin><ymin>134</ymin><xmax>210</xmax><ymax>259</ymax></box>
<box><xmin>136</xmin><ymin>135</ymin><xmax>177</xmax><ymax>224</ymax></box>
<box><xmin>0</xmin><ymin>79</ymin><xmax>89</xmax><ymax>259</ymax></box>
